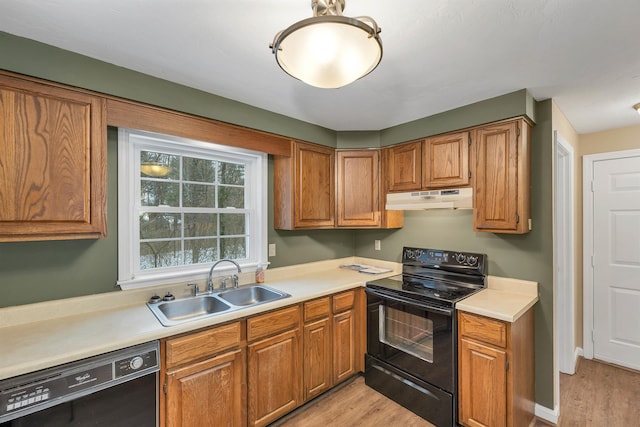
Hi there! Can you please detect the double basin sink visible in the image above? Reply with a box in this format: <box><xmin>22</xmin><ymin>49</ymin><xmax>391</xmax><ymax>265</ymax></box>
<box><xmin>147</xmin><ymin>285</ymin><xmax>290</xmax><ymax>327</ymax></box>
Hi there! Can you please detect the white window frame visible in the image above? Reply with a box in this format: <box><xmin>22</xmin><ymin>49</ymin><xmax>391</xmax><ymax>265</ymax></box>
<box><xmin>117</xmin><ymin>128</ymin><xmax>268</xmax><ymax>290</ymax></box>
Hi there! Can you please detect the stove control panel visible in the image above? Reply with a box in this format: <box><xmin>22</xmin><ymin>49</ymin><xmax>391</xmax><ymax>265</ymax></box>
<box><xmin>402</xmin><ymin>247</ymin><xmax>486</xmax><ymax>273</ymax></box>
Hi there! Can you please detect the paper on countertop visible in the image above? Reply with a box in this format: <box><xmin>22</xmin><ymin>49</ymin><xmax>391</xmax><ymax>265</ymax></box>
<box><xmin>340</xmin><ymin>264</ymin><xmax>392</xmax><ymax>274</ymax></box>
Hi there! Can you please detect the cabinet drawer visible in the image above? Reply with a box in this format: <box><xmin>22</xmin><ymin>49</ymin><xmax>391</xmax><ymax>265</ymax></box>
<box><xmin>304</xmin><ymin>297</ymin><xmax>331</xmax><ymax>322</ymax></box>
<box><xmin>333</xmin><ymin>290</ymin><xmax>355</xmax><ymax>313</ymax></box>
<box><xmin>247</xmin><ymin>305</ymin><xmax>301</xmax><ymax>342</ymax></box>
<box><xmin>459</xmin><ymin>312</ymin><xmax>507</xmax><ymax>348</ymax></box>
<box><xmin>165</xmin><ymin>321</ymin><xmax>241</xmax><ymax>368</ymax></box>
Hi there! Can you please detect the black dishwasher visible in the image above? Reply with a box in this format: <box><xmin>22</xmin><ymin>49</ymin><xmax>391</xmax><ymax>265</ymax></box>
<box><xmin>0</xmin><ymin>341</ymin><xmax>159</xmax><ymax>427</ymax></box>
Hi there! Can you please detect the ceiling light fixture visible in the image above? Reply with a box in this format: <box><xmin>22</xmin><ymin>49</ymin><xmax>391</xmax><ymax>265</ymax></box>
<box><xmin>634</xmin><ymin>103</ymin><xmax>640</xmax><ymax>115</ymax></box>
<box><xmin>270</xmin><ymin>0</ymin><xmax>382</xmax><ymax>89</ymax></box>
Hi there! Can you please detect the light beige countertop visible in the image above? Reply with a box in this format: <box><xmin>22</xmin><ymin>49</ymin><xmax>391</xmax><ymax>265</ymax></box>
<box><xmin>0</xmin><ymin>259</ymin><xmax>538</xmax><ymax>381</ymax></box>
<box><xmin>456</xmin><ymin>275</ymin><xmax>539</xmax><ymax>322</ymax></box>
<box><xmin>0</xmin><ymin>257</ymin><xmax>399</xmax><ymax>381</ymax></box>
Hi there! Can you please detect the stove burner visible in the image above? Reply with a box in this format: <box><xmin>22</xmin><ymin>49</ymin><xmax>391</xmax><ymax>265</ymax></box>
<box><xmin>366</xmin><ymin>247</ymin><xmax>487</xmax><ymax>308</ymax></box>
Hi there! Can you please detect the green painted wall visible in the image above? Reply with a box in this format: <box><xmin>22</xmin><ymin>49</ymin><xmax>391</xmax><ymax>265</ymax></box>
<box><xmin>380</xmin><ymin>89</ymin><xmax>536</xmax><ymax>145</ymax></box>
<box><xmin>0</xmin><ymin>32</ymin><xmax>554</xmax><ymax>409</ymax></box>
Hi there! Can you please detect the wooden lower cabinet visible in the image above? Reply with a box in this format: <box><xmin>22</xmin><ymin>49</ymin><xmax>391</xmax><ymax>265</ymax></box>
<box><xmin>459</xmin><ymin>339</ymin><xmax>507</xmax><ymax>427</ymax></box>
<box><xmin>162</xmin><ymin>321</ymin><xmax>245</xmax><ymax>427</ymax></box>
<box><xmin>247</xmin><ymin>307</ymin><xmax>302</xmax><ymax>427</ymax></box>
<box><xmin>333</xmin><ymin>308</ymin><xmax>356</xmax><ymax>384</ymax></box>
<box><xmin>303</xmin><ymin>297</ymin><xmax>332</xmax><ymax>400</ymax></box>
<box><xmin>302</xmin><ymin>290</ymin><xmax>361</xmax><ymax>399</ymax></box>
<box><xmin>458</xmin><ymin>310</ymin><xmax>535</xmax><ymax>427</ymax></box>
<box><xmin>165</xmin><ymin>349</ymin><xmax>245</xmax><ymax>427</ymax></box>
<box><xmin>161</xmin><ymin>291</ymin><xmax>364</xmax><ymax>427</ymax></box>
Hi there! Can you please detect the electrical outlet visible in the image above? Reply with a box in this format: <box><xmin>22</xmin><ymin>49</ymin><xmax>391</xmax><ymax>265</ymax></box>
<box><xmin>374</xmin><ymin>240</ymin><xmax>381</xmax><ymax>251</ymax></box>
<box><xmin>268</xmin><ymin>243</ymin><xmax>276</xmax><ymax>257</ymax></box>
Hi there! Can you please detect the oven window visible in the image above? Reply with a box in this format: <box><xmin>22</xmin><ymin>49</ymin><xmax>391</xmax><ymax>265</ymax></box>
<box><xmin>379</xmin><ymin>306</ymin><xmax>434</xmax><ymax>363</ymax></box>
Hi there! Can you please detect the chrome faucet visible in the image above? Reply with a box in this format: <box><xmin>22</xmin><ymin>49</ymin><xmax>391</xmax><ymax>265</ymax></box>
<box><xmin>208</xmin><ymin>259</ymin><xmax>242</xmax><ymax>291</ymax></box>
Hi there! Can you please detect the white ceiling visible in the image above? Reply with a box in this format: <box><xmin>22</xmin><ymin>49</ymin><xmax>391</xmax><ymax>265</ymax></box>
<box><xmin>1</xmin><ymin>0</ymin><xmax>640</xmax><ymax>134</ymax></box>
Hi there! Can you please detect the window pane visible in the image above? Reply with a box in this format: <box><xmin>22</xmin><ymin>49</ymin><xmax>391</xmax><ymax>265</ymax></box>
<box><xmin>221</xmin><ymin>237</ymin><xmax>246</xmax><ymax>259</ymax></box>
<box><xmin>220</xmin><ymin>213</ymin><xmax>245</xmax><ymax>235</ymax></box>
<box><xmin>141</xmin><ymin>181</ymin><xmax>180</xmax><ymax>207</ymax></box>
<box><xmin>218</xmin><ymin>162</ymin><xmax>245</xmax><ymax>185</ymax></box>
<box><xmin>183</xmin><ymin>183</ymin><xmax>216</xmax><ymax>208</ymax></box>
<box><xmin>140</xmin><ymin>240</ymin><xmax>182</xmax><ymax>269</ymax></box>
<box><xmin>185</xmin><ymin>238</ymin><xmax>218</xmax><ymax>264</ymax></box>
<box><xmin>184</xmin><ymin>213</ymin><xmax>218</xmax><ymax>237</ymax></box>
<box><xmin>184</xmin><ymin>157</ymin><xmax>216</xmax><ymax>183</ymax></box>
<box><xmin>140</xmin><ymin>213</ymin><xmax>181</xmax><ymax>240</ymax></box>
<box><xmin>219</xmin><ymin>186</ymin><xmax>245</xmax><ymax>208</ymax></box>
<box><xmin>140</xmin><ymin>151</ymin><xmax>178</xmax><ymax>179</ymax></box>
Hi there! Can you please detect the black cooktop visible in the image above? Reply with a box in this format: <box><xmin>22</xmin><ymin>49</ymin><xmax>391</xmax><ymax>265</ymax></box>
<box><xmin>366</xmin><ymin>247</ymin><xmax>487</xmax><ymax>307</ymax></box>
<box><xmin>366</xmin><ymin>274</ymin><xmax>482</xmax><ymax>304</ymax></box>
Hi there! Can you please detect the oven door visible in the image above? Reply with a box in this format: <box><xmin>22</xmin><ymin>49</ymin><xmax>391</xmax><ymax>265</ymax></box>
<box><xmin>366</xmin><ymin>287</ymin><xmax>455</xmax><ymax>393</ymax></box>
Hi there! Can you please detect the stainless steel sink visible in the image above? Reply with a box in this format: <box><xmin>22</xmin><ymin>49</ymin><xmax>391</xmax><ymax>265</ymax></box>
<box><xmin>148</xmin><ymin>295</ymin><xmax>232</xmax><ymax>327</ymax></box>
<box><xmin>147</xmin><ymin>285</ymin><xmax>290</xmax><ymax>327</ymax></box>
<box><xmin>216</xmin><ymin>285</ymin><xmax>289</xmax><ymax>307</ymax></box>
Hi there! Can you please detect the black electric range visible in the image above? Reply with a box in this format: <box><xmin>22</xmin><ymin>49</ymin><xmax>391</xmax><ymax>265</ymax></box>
<box><xmin>364</xmin><ymin>246</ymin><xmax>487</xmax><ymax>427</ymax></box>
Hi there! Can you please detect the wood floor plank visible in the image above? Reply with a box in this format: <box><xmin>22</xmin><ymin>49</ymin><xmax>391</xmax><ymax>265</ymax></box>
<box><xmin>558</xmin><ymin>358</ymin><xmax>640</xmax><ymax>427</ymax></box>
<box><xmin>272</xmin><ymin>376</ymin><xmax>436</xmax><ymax>427</ymax></box>
<box><xmin>272</xmin><ymin>358</ymin><xmax>640</xmax><ymax>427</ymax></box>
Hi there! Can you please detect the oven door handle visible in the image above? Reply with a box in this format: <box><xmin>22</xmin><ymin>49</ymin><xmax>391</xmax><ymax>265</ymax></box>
<box><xmin>365</xmin><ymin>288</ymin><xmax>454</xmax><ymax>317</ymax></box>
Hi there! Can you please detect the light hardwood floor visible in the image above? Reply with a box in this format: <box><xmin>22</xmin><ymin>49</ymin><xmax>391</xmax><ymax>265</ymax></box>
<box><xmin>272</xmin><ymin>358</ymin><xmax>640</xmax><ymax>427</ymax></box>
<box><xmin>557</xmin><ymin>357</ymin><xmax>640</xmax><ymax>426</ymax></box>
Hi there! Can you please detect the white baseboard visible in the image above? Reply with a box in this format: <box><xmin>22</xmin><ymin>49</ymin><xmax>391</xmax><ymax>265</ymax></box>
<box><xmin>575</xmin><ymin>347</ymin><xmax>584</xmax><ymax>364</ymax></box>
<box><xmin>535</xmin><ymin>404</ymin><xmax>559</xmax><ymax>425</ymax></box>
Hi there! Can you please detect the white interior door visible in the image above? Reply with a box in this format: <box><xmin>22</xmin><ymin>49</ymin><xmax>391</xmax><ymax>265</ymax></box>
<box><xmin>591</xmin><ymin>154</ymin><xmax>640</xmax><ymax>370</ymax></box>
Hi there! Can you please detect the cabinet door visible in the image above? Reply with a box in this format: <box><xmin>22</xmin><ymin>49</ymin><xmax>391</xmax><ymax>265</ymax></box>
<box><xmin>303</xmin><ymin>317</ymin><xmax>332</xmax><ymax>400</ymax></box>
<box><xmin>0</xmin><ymin>73</ymin><xmax>106</xmax><ymax>241</ymax></box>
<box><xmin>422</xmin><ymin>131</ymin><xmax>470</xmax><ymax>188</ymax></box>
<box><xmin>248</xmin><ymin>330</ymin><xmax>302</xmax><ymax>427</ymax></box>
<box><xmin>294</xmin><ymin>142</ymin><xmax>335</xmax><ymax>228</ymax></box>
<box><xmin>474</xmin><ymin>120</ymin><xmax>530</xmax><ymax>233</ymax></box>
<box><xmin>336</xmin><ymin>150</ymin><xmax>380</xmax><ymax>227</ymax></box>
<box><xmin>385</xmin><ymin>141</ymin><xmax>422</xmax><ymax>192</ymax></box>
<box><xmin>333</xmin><ymin>309</ymin><xmax>356</xmax><ymax>384</ymax></box>
<box><xmin>458</xmin><ymin>338</ymin><xmax>507</xmax><ymax>427</ymax></box>
<box><xmin>165</xmin><ymin>349</ymin><xmax>245</xmax><ymax>427</ymax></box>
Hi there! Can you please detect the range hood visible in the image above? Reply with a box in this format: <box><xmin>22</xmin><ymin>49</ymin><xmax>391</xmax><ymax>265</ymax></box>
<box><xmin>386</xmin><ymin>187</ymin><xmax>473</xmax><ymax>210</ymax></box>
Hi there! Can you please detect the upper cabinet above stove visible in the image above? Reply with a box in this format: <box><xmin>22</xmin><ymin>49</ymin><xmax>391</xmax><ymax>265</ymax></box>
<box><xmin>383</xmin><ymin>117</ymin><xmax>532</xmax><ymax>234</ymax></box>
<box><xmin>385</xmin><ymin>131</ymin><xmax>471</xmax><ymax>192</ymax></box>
<box><xmin>0</xmin><ymin>72</ymin><xmax>107</xmax><ymax>242</ymax></box>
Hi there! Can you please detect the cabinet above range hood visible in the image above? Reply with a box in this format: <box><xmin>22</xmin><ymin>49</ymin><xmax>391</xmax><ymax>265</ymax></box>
<box><xmin>385</xmin><ymin>187</ymin><xmax>473</xmax><ymax>210</ymax></box>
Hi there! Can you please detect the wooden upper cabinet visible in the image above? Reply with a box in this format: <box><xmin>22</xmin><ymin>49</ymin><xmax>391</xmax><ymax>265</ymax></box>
<box><xmin>422</xmin><ymin>131</ymin><xmax>470</xmax><ymax>188</ymax></box>
<box><xmin>274</xmin><ymin>141</ymin><xmax>335</xmax><ymax>229</ymax></box>
<box><xmin>385</xmin><ymin>140</ymin><xmax>422</xmax><ymax>192</ymax></box>
<box><xmin>0</xmin><ymin>72</ymin><xmax>106</xmax><ymax>241</ymax></box>
<box><xmin>275</xmin><ymin>143</ymin><xmax>402</xmax><ymax>230</ymax></box>
<box><xmin>473</xmin><ymin>118</ymin><xmax>531</xmax><ymax>234</ymax></box>
<box><xmin>337</xmin><ymin>150</ymin><xmax>380</xmax><ymax>227</ymax></box>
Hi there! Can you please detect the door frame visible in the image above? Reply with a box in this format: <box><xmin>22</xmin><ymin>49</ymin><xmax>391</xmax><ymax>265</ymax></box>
<box><xmin>582</xmin><ymin>148</ymin><xmax>640</xmax><ymax>359</ymax></box>
<box><xmin>554</xmin><ymin>131</ymin><xmax>576</xmax><ymax>375</ymax></box>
